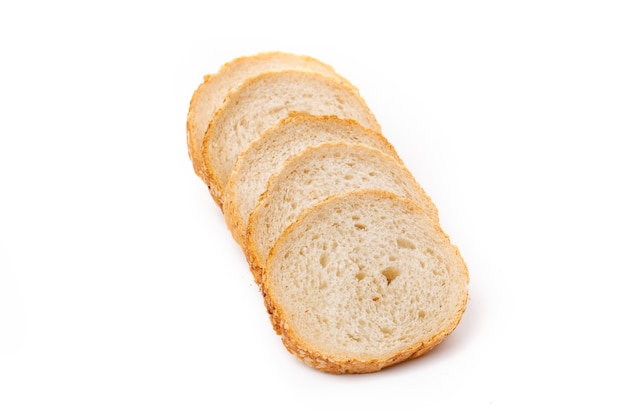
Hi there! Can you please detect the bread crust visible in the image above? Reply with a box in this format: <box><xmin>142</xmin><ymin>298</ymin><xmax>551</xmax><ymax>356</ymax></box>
<box><xmin>186</xmin><ymin>74</ymin><xmax>212</xmax><ymax>180</ymax></box>
<box><xmin>261</xmin><ymin>190</ymin><xmax>469</xmax><ymax>374</ymax></box>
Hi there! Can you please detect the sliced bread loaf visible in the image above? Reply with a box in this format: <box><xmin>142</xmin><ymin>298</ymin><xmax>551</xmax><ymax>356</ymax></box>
<box><xmin>262</xmin><ymin>190</ymin><xmax>469</xmax><ymax>374</ymax></box>
<box><xmin>222</xmin><ymin>114</ymin><xmax>401</xmax><ymax>247</ymax></box>
<box><xmin>246</xmin><ymin>142</ymin><xmax>439</xmax><ymax>280</ymax></box>
<box><xmin>201</xmin><ymin>70</ymin><xmax>381</xmax><ymax>207</ymax></box>
<box><xmin>186</xmin><ymin>52</ymin><xmax>345</xmax><ymax>183</ymax></box>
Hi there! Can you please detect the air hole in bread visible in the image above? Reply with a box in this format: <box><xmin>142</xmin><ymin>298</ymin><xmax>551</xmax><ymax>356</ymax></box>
<box><xmin>348</xmin><ymin>334</ymin><xmax>361</xmax><ymax>342</ymax></box>
<box><xmin>320</xmin><ymin>253</ymin><xmax>328</xmax><ymax>268</ymax></box>
<box><xmin>381</xmin><ymin>266</ymin><xmax>400</xmax><ymax>285</ymax></box>
<box><xmin>354</xmin><ymin>223</ymin><xmax>367</xmax><ymax>230</ymax></box>
<box><xmin>397</xmin><ymin>238</ymin><xmax>416</xmax><ymax>250</ymax></box>
<box><xmin>344</xmin><ymin>174</ymin><xmax>354</xmax><ymax>180</ymax></box>
<box><xmin>380</xmin><ymin>327</ymin><xmax>393</xmax><ymax>335</ymax></box>
<box><xmin>368</xmin><ymin>172</ymin><xmax>376</xmax><ymax>177</ymax></box>
<box><xmin>418</xmin><ymin>311</ymin><xmax>426</xmax><ymax>319</ymax></box>
<box><xmin>355</xmin><ymin>271</ymin><xmax>366</xmax><ymax>280</ymax></box>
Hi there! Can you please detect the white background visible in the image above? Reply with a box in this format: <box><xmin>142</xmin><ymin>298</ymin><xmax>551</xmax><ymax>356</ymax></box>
<box><xmin>1</xmin><ymin>1</ymin><xmax>625</xmax><ymax>415</ymax></box>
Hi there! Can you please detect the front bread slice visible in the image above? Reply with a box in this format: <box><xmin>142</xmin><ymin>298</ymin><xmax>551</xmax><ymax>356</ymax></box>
<box><xmin>262</xmin><ymin>190</ymin><xmax>469</xmax><ymax>374</ymax></box>
<box><xmin>186</xmin><ymin>51</ymin><xmax>345</xmax><ymax>183</ymax></box>
<box><xmin>223</xmin><ymin>114</ymin><xmax>401</xmax><ymax>247</ymax></box>
<box><xmin>246</xmin><ymin>142</ymin><xmax>439</xmax><ymax>280</ymax></box>
<box><xmin>201</xmin><ymin>70</ymin><xmax>381</xmax><ymax>207</ymax></box>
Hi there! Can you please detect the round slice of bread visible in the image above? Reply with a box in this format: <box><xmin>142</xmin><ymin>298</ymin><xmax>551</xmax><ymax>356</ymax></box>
<box><xmin>222</xmin><ymin>114</ymin><xmax>401</xmax><ymax>247</ymax></box>
<box><xmin>201</xmin><ymin>70</ymin><xmax>381</xmax><ymax>207</ymax></box>
<box><xmin>246</xmin><ymin>142</ymin><xmax>439</xmax><ymax>280</ymax></box>
<box><xmin>262</xmin><ymin>190</ymin><xmax>469</xmax><ymax>374</ymax></box>
<box><xmin>186</xmin><ymin>52</ymin><xmax>346</xmax><ymax>183</ymax></box>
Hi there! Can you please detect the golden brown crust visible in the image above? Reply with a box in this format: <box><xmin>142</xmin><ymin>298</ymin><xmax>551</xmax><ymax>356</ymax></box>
<box><xmin>201</xmin><ymin>116</ymin><xmax>226</xmax><ymax>209</ymax></box>
<box><xmin>186</xmin><ymin>74</ymin><xmax>213</xmax><ymax>183</ymax></box>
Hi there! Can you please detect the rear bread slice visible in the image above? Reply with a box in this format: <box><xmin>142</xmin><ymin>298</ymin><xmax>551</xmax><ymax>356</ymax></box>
<box><xmin>201</xmin><ymin>70</ymin><xmax>381</xmax><ymax>206</ymax></box>
<box><xmin>246</xmin><ymin>142</ymin><xmax>439</xmax><ymax>280</ymax></box>
<box><xmin>262</xmin><ymin>190</ymin><xmax>469</xmax><ymax>374</ymax></box>
<box><xmin>186</xmin><ymin>52</ymin><xmax>345</xmax><ymax>183</ymax></box>
<box><xmin>223</xmin><ymin>114</ymin><xmax>401</xmax><ymax>247</ymax></box>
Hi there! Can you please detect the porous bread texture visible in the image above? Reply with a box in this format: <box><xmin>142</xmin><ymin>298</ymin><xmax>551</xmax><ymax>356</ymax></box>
<box><xmin>245</xmin><ymin>142</ymin><xmax>439</xmax><ymax>281</ymax></box>
<box><xmin>262</xmin><ymin>190</ymin><xmax>469</xmax><ymax>374</ymax></box>
<box><xmin>186</xmin><ymin>52</ymin><xmax>344</xmax><ymax>183</ymax></box>
<box><xmin>201</xmin><ymin>70</ymin><xmax>381</xmax><ymax>206</ymax></box>
<box><xmin>222</xmin><ymin>114</ymin><xmax>401</xmax><ymax>247</ymax></box>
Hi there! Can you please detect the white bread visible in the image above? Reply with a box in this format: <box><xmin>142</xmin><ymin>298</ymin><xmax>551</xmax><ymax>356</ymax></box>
<box><xmin>262</xmin><ymin>190</ymin><xmax>469</xmax><ymax>374</ymax></box>
<box><xmin>201</xmin><ymin>70</ymin><xmax>381</xmax><ymax>207</ymax></box>
<box><xmin>222</xmin><ymin>114</ymin><xmax>401</xmax><ymax>247</ymax></box>
<box><xmin>186</xmin><ymin>52</ymin><xmax>345</xmax><ymax>183</ymax></box>
<box><xmin>246</xmin><ymin>142</ymin><xmax>440</xmax><ymax>280</ymax></box>
<box><xmin>187</xmin><ymin>52</ymin><xmax>469</xmax><ymax>374</ymax></box>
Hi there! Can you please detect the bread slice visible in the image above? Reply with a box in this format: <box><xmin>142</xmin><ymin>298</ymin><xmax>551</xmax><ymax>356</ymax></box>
<box><xmin>201</xmin><ymin>70</ymin><xmax>381</xmax><ymax>207</ymax></box>
<box><xmin>186</xmin><ymin>52</ymin><xmax>346</xmax><ymax>183</ymax></box>
<box><xmin>246</xmin><ymin>142</ymin><xmax>439</xmax><ymax>280</ymax></box>
<box><xmin>262</xmin><ymin>190</ymin><xmax>469</xmax><ymax>374</ymax></box>
<box><xmin>222</xmin><ymin>114</ymin><xmax>401</xmax><ymax>247</ymax></box>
